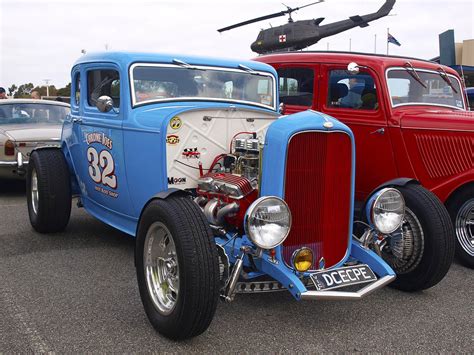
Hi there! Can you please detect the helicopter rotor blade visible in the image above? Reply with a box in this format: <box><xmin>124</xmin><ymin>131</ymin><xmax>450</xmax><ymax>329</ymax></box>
<box><xmin>217</xmin><ymin>0</ymin><xmax>325</xmax><ymax>33</ymax></box>
<box><xmin>217</xmin><ymin>11</ymin><xmax>288</xmax><ymax>32</ymax></box>
<box><xmin>291</xmin><ymin>0</ymin><xmax>324</xmax><ymax>13</ymax></box>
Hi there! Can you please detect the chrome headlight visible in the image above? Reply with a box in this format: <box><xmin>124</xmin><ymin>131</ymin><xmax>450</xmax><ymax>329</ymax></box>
<box><xmin>244</xmin><ymin>196</ymin><xmax>291</xmax><ymax>249</ymax></box>
<box><xmin>368</xmin><ymin>188</ymin><xmax>405</xmax><ymax>234</ymax></box>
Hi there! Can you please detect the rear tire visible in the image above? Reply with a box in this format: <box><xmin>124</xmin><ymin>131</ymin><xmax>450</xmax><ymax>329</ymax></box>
<box><xmin>26</xmin><ymin>149</ymin><xmax>72</xmax><ymax>233</ymax></box>
<box><xmin>135</xmin><ymin>195</ymin><xmax>220</xmax><ymax>340</ymax></box>
<box><xmin>384</xmin><ymin>184</ymin><xmax>455</xmax><ymax>291</ymax></box>
<box><xmin>446</xmin><ymin>185</ymin><xmax>474</xmax><ymax>268</ymax></box>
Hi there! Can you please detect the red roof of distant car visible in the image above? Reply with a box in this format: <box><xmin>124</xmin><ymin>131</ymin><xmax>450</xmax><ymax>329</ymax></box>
<box><xmin>255</xmin><ymin>51</ymin><xmax>460</xmax><ymax>77</ymax></box>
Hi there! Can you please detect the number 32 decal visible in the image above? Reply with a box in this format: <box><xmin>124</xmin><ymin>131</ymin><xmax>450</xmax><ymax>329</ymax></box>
<box><xmin>87</xmin><ymin>147</ymin><xmax>117</xmax><ymax>189</ymax></box>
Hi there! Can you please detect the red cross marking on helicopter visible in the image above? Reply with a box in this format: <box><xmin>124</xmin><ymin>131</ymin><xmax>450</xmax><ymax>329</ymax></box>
<box><xmin>279</xmin><ymin>35</ymin><xmax>287</xmax><ymax>43</ymax></box>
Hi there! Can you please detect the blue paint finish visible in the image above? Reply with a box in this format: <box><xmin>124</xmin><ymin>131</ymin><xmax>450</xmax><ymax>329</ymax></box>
<box><xmin>73</xmin><ymin>51</ymin><xmax>278</xmax><ymax>82</ymax></box>
<box><xmin>82</xmin><ymin>197</ymin><xmax>138</xmax><ymax>236</ymax></box>
<box><xmin>62</xmin><ymin>52</ymin><xmax>279</xmax><ymax>236</ymax></box>
<box><xmin>257</xmin><ymin>257</ymin><xmax>307</xmax><ymax>299</ymax></box>
<box><xmin>350</xmin><ymin>242</ymin><xmax>396</xmax><ymax>277</ymax></box>
<box><xmin>124</xmin><ymin>101</ymin><xmax>275</xmax><ymax>219</ymax></box>
<box><xmin>58</xmin><ymin>52</ymin><xmax>396</xmax><ymax>300</ymax></box>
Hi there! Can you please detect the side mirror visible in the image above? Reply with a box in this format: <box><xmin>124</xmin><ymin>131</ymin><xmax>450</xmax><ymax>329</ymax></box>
<box><xmin>96</xmin><ymin>95</ymin><xmax>114</xmax><ymax>112</ymax></box>
<box><xmin>347</xmin><ymin>62</ymin><xmax>360</xmax><ymax>75</ymax></box>
<box><xmin>279</xmin><ymin>102</ymin><xmax>286</xmax><ymax>115</ymax></box>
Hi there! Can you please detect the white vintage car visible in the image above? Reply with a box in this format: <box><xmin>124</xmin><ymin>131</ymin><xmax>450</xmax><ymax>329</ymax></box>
<box><xmin>0</xmin><ymin>99</ymin><xmax>70</xmax><ymax>179</ymax></box>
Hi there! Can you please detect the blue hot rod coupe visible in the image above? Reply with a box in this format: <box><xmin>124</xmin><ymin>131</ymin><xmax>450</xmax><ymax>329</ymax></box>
<box><xmin>27</xmin><ymin>52</ymin><xmax>454</xmax><ymax>340</ymax></box>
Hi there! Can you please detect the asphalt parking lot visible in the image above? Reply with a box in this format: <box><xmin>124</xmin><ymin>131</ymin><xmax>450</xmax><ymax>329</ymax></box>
<box><xmin>0</xmin><ymin>180</ymin><xmax>472</xmax><ymax>352</ymax></box>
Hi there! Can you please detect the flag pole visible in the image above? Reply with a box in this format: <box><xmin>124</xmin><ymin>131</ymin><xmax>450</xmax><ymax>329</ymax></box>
<box><xmin>374</xmin><ymin>34</ymin><xmax>377</xmax><ymax>53</ymax></box>
<box><xmin>387</xmin><ymin>28</ymin><xmax>389</xmax><ymax>55</ymax></box>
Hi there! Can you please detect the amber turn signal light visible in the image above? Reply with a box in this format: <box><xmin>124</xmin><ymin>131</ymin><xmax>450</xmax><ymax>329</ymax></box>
<box><xmin>4</xmin><ymin>140</ymin><xmax>15</xmax><ymax>156</ymax></box>
<box><xmin>291</xmin><ymin>247</ymin><xmax>314</xmax><ymax>272</ymax></box>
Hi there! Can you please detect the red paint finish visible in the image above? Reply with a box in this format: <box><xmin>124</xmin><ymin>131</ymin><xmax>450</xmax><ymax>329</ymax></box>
<box><xmin>319</xmin><ymin>63</ymin><xmax>398</xmax><ymax>200</ymax></box>
<box><xmin>283</xmin><ymin>131</ymin><xmax>352</xmax><ymax>269</ymax></box>
<box><xmin>414</xmin><ymin>134</ymin><xmax>472</xmax><ymax>179</ymax></box>
<box><xmin>256</xmin><ymin>52</ymin><xmax>474</xmax><ymax>203</ymax></box>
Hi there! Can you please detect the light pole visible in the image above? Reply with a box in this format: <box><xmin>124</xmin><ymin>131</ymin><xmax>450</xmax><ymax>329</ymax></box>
<box><xmin>43</xmin><ymin>79</ymin><xmax>51</xmax><ymax>97</ymax></box>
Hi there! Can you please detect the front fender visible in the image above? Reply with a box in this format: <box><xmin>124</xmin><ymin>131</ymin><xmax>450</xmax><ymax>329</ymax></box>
<box><xmin>362</xmin><ymin>178</ymin><xmax>419</xmax><ymax>216</ymax></box>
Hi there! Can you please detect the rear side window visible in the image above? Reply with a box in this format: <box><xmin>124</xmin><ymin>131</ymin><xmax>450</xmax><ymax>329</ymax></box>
<box><xmin>327</xmin><ymin>70</ymin><xmax>378</xmax><ymax>110</ymax></box>
<box><xmin>74</xmin><ymin>73</ymin><xmax>80</xmax><ymax>106</ymax></box>
<box><xmin>277</xmin><ymin>68</ymin><xmax>314</xmax><ymax>107</ymax></box>
<box><xmin>87</xmin><ymin>69</ymin><xmax>120</xmax><ymax>108</ymax></box>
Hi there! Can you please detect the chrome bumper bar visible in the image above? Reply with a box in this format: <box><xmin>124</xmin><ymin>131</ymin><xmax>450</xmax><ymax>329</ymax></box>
<box><xmin>0</xmin><ymin>153</ymin><xmax>28</xmax><ymax>174</ymax></box>
<box><xmin>0</xmin><ymin>161</ymin><xmax>18</xmax><ymax>167</ymax></box>
<box><xmin>300</xmin><ymin>275</ymin><xmax>396</xmax><ymax>301</ymax></box>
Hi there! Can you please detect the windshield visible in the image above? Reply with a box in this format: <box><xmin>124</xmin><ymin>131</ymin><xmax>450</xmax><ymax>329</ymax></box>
<box><xmin>131</xmin><ymin>64</ymin><xmax>276</xmax><ymax>110</ymax></box>
<box><xmin>0</xmin><ymin>103</ymin><xmax>69</xmax><ymax>125</ymax></box>
<box><xmin>387</xmin><ymin>68</ymin><xmax>464</xmax><ymax>109</ymax></box>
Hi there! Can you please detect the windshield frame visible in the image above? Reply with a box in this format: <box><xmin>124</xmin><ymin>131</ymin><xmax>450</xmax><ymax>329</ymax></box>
<box><xmin>385</xmin><ymin>67</ymin><xmax>465</xmax><ymax>110</ymax></box>
<box><xmin>129</xmin><ymin>62</ymin><xmax>277</xmax><ymax>111</ymax></box>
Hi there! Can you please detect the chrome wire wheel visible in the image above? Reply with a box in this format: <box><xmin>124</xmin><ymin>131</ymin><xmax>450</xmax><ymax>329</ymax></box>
<box><xmin>31</xmin><ymin>168</ymin><xmax>39</xmax><ymax>215</ymax></box>
<box><xmin>455</xmin><ymin>199</ymin><xmax>474</xmax><ymax>257</ymax></box>
<box><xmin>144</xmin><ymin>222</ymin><xmax>180</xmax><ymax>315</ymax></box>
<box><xmin>382</xmin><ymin>207</ymin><xmax>424</xmax><ymax>274</ymax></box>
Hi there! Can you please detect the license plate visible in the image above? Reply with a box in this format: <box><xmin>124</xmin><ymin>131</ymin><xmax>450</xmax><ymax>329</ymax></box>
<box><xmin>310</xmin><ymin>264</ymin><xmax>377</xmax><ymax>291</ymax></box>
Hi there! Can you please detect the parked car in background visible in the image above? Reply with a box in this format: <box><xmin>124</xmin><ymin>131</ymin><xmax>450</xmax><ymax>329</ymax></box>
<box><xmin>0</xmin><ymin>99</ymin><xmax>70</xmax><ymax>179</ymax></box>
<box><xmin>256</xmin><ymin>51</ymin><xmax>474</xmax><ymax>268</ymax></box>
<box><xmin>26</xmin><ymin>52</ymin><xmax>454</xmax><ymax>340</ymax></box>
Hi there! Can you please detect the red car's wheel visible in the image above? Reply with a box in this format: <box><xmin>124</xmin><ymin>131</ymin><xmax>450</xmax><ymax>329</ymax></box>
<box><xmin>447</xmin><ymin>185</ymin><xmax>474</xmax><ymax>269</ymax></box>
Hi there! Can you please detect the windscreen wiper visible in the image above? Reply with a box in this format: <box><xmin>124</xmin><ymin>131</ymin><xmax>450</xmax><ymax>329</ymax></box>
<box><xmin>437</xmin><ymin>67</ymin><xmax>458</xmax><ymax>94</ymax></box>
<box><xmin>404</xmin><ymin>62</ymin><xmax>427</xmax><ymax>89</ymax></box>
<box><xmin>238</xmin><ymin>64</ymin><xmax>265</xmax><ymax>76</ymax></box>
<box><xmin>172</xmin><ymin>58</ymin><xmax>205</xmax><ymax>71</ymax></box>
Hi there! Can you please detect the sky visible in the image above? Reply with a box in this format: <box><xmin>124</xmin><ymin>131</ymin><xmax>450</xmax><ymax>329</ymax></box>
<box><xmin>0</xmin><ymin>0</ymin><xmax>472</xmax><ymax>90</ymax></box>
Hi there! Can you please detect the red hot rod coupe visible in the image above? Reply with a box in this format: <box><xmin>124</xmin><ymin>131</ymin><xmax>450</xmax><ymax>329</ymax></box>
<box><xmin>256</xmin><ymin>52</ymin><xmax>474</xmax><ymax>268</ymax></box>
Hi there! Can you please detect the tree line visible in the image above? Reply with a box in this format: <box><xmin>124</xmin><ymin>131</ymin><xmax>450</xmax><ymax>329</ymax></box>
<box><xmin>7</xmin><ymin>83</ymin><xmax>71</xmax><ymax>98</ymax></box>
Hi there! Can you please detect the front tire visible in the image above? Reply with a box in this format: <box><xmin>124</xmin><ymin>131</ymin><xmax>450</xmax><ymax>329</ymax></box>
<box><xmin>26</xmin><ymin>149</ymin><xmax>72</xmax><ymax>233</ymax></box>
<box><xmin>446</xmin><ymin>185</ymin><xmax>474</xmax><ymax>268</ymax></box>
<box><xmin>135</xmin><ymin>195</ymin><xmax>220</xmax><ymax>340</ymax></box>
<box><xmin>382</xmin><ymin>184</ymin><xmax>455</xmax><ymax>291</ymax></box>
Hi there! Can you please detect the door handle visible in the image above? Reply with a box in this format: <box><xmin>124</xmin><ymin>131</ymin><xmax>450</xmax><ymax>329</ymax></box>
<box><xmin>370</xmin><ymin>128</ymin><xmax>385</xmax><ymax>135</ymax></box>
<box><xmin>72</xmin><ymin>117</ymin><xmax>83</xmax><ymax>124</ymax></box>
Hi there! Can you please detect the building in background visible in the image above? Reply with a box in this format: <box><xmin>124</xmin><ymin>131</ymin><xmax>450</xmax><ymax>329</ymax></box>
<box><xmin>433</xmin><ymin>29</ymin><xmax>474</xmax><ymax>89</ymax></box>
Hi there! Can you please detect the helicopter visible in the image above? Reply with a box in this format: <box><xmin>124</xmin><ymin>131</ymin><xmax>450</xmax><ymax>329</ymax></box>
<box><xmin>217</xmin><ymin>0</ymin><xmax>396</xmax><ymax>54</ymax></box>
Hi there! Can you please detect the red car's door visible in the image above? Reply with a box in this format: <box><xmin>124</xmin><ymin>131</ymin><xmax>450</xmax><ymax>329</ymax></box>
<box><xmin>317</xmin><ymin>64</ymin><xmax>398</xmax><ymax>200</ymax></box>
<box><xmin>273</xmin><ymin>63</ymin><xmax>320</xmax><ymax>114</ymax></box>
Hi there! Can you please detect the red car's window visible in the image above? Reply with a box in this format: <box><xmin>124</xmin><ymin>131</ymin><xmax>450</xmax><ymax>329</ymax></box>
<box><xmin>277</xmin><ymin>67</ymin><xmax>314</xmax><ymax>107</ymax></box>
<box><xmin>327</xmin><ymin>70</ymin><xmax>378</xmax><ymax>110</ymax></box>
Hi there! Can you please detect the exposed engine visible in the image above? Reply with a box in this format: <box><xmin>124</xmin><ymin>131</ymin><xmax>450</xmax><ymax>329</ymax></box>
<box><xmin>194</xmin><ymin>133</ymin><xmax>261</xmax><ymax>230</ymax></box>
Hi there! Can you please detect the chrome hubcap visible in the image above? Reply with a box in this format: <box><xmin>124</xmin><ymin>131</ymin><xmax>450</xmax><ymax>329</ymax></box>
<box><xmin>144</xmin><ymin>222</ymin><xmax>179</xmax><ymax>315</ymax></box>
<box><xmin>381</xmin><ymin>207</ymin><xmax>424</xmax><ymax>274</ymax></box>
<box><xmin>31</xmin><ymin>169</ymin><xmax>39</xmax><ymax>215</ymax></box>
<box><xmin>455</xmin><ymin>199</ymin><xmax>474</xmax><ymax>256</ymax></box>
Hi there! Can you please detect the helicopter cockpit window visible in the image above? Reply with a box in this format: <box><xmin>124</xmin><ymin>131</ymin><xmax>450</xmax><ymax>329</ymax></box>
<box><xmin>277</xmin><ymin>67</ymin><xmax>314</xmax><ymax>106</ymax></box>
<box><xmin>132</xmin><ymin>64</ymin><xmax>275</xmax><ymax>110</ymax></box>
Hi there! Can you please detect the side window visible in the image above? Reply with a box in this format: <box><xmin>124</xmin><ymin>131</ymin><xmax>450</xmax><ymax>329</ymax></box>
<box><xmin>74</xmin><ymin>73</ymin><xmax>80</xmax><ymax>106</ymax></box>
<box><xmin>327</xmin><ymin>70</ymin><xmax>378</xmax><ymax>110</ymax></box>
<box><xmin>87</xmin><ymin>69</ymin><xmax>120</xmax><ymax>109</ymax></box>
<box><xmin>277</xmin><ymin>67</ymin><xmax>314</xmax><ymax>106</ymax></box>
